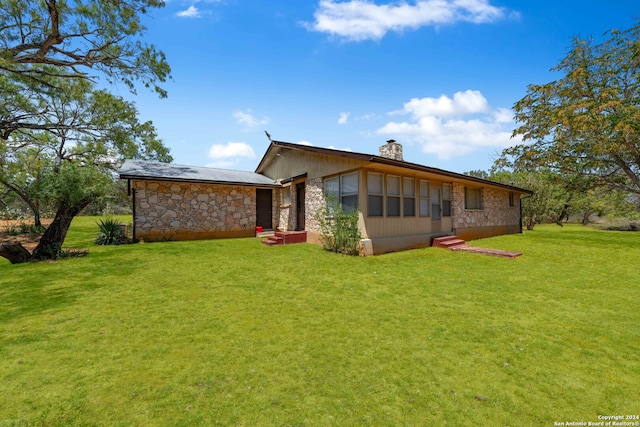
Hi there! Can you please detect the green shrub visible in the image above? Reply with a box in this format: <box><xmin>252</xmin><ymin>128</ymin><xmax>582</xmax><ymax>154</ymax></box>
<box><xmin>95</xmin><ymin>218</ymin><xmax>130</xmax><ymax>245</ymax></box>
<box><xmin>2</xmin><ymin>222</ymin><xmax>45</xmax><ymax>235</ymax></box>
<box><xmin>315</xmin><ymin>200</ymin><xmax>361</xmax><ymax>256</ymax></box>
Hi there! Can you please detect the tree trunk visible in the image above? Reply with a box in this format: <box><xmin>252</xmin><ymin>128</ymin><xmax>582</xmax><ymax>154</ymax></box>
<box><xmin>556</xmin><ymin>203</ymin><xmax>570</xmax><ymax>226</ymax></box>
<box><xmin>31</xmin><ymin>202</ymin><xmax>89</xmax><ymax>260</ymax></box>
<box><xmin>0</xmin><ymin>178</ymin><xmax>42</xmax><ymax>227</ymax></box>
<box><xmin>0</xmin><ymin>242</ymin><xmax>32</xmax><ymax>264</ymax></box>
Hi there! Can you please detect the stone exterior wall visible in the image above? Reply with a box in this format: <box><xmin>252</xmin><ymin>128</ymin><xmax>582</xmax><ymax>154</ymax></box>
<box><xmin>452</xmin><ymin>182</ymin><xmax>521</xmax><ymax>236</ymax></box>
<box><xmin>132</xmin><ymin>180</ymin><xmax>256</xmax><ymax>241</ymax></box>
<box><xmin>304</xmin><ymin>178</ymin><xmax>324</xmax><ymax>235</ymax></box>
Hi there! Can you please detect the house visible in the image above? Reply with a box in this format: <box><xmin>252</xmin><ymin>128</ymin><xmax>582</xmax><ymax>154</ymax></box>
<box><xmin>119</xmin><ymin>139</ymin><xmax>532</xmax><ymax>255</ymax></box>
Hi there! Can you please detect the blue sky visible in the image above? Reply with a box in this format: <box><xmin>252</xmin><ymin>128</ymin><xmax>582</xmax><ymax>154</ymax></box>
<box><xmin>123</xmin><ymin>0</ymin><xmax>638</xmax><ymax>174</ymax></box>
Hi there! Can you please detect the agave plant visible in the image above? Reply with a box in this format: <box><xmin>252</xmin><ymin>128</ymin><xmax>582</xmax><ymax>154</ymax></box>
<box><xmin>95</xmin><ymin>218</ymin><xmax>130</xmax><ymax>245</ymax></box>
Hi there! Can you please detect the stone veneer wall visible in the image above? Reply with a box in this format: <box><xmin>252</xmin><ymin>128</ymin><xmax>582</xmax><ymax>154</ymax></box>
<box><xmin>452</xmin><ymin>182</ymin><xmax>521</xmax><ymax>234</ymax></box>
<box><xmin>304</xmin><ymin>178</ymin><xmax>324</xmax><ymax>241</ymax></box>
<box><xmin>132</xmin><ymin>180</ymin><xmax>256</xmax><ymax>241</ymax></box>
<box><xmin>276</xmin><ymin>185</ymin><xmax>292</xmax><ymax>231</ymax></box>
<box><xmin>276</xmin><ymin>178</ymin><xmax>324</xmax><ymax>236</ymax></box>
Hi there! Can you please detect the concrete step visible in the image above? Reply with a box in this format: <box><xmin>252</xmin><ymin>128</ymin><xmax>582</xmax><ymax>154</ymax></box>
<box><xmin>432</xmin><ymin>236</ymin><xmax>466</xmax><ymax>249</ymax></box>
<box><xmin>261</xmin><ymin>231</ymin><xmax>306</xmax><ymax>246</ymax></box>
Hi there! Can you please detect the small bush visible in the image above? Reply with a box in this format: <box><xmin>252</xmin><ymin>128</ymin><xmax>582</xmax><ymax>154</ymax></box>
<box><xmin>2</xmin><ymin>222</ymin><xmax>46</xmax><ymax>235</ymax></box>
<box><xmin>95</xmin><ymin>218</ymin><xmax>130</xmax><ymax>245</ymax></box>
<box><xmin>315</xmin><ymin>201</ymin><xmax>362</xmax><ymax>256</ymax></box>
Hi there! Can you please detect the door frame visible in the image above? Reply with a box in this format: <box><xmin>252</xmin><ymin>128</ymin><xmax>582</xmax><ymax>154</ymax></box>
<box><xmin>295</xmin><ymin>182</ymin><xmax>306</xmax><ymax>231</ymax></box>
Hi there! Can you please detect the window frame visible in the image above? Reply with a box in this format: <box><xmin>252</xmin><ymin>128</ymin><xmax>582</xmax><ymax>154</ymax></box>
<box><xmin>465</xmin><ymin>187</ymin><xmax>484</xmax><ymax>210</ymax></box>
<box><xmin>386</xmin><ymin>175</ymin><xmax>401</xmax><ymax>217</ymax></box>
<box><xmin>324</xmin><ymin>172</ymin><xmax>359</xmax><ymax>214</ymax></box>
<box><xmin>403</xmin><ymin>177</ymin><xmax>415</xmax><ymax>217</ymax></box>
<box><xmin>442</xmin><ymin>183</ymin><xmax>452</xmax><ymax>217</ymax></box>
<box><xmin>340</xmin><ymin>172</ymin><xmax>359</xmax><ymax>214</ymax></box>
<box><xmin>419</xmin><ymin>180</ymin><xmax>430</xmax><ymax>217</ymax></box>
<box><xmin>367</xmin><ymin>172</ymin><xmax>384</xmax><ymax>217</ymax></box>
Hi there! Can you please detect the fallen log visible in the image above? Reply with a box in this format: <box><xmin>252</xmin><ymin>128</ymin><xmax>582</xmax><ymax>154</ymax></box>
<box><xmin>0</xmin><ymin>242</ymin><xmax>32</xmax><ymax>264</ymax></box>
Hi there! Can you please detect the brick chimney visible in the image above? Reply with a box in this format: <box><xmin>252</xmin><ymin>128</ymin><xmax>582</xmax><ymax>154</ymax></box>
<box><xmin>379</xmin><ymin>139</ymin><xmax>403</xmax><ymax>161</ymax></box>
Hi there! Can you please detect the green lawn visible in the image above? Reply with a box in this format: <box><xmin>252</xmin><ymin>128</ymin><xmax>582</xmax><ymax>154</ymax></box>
<box><xmin>1</xmin><ymin>217</ymin><xmax>639</xmax><ymax>426</ymax></box>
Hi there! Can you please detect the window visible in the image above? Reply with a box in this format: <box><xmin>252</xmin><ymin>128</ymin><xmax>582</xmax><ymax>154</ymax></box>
<box><xmin>509</xmin><ymin>192</ymin><xmax>515</xmax><ymax>208</ymax></box>
<box><xmin>367</xmin><ymin>172</ymin><xmax>383</xmax><ymax>217</ymax></box>
<box><xmin>465</xmin><ymin>187</ymin><xmax>484</xmax><ymax>210</ymax></box>
<box><xmin>324</xmin><ymin>173</ymin><xmax>359</xmax><ymax>214</ymax></box>
<box><xmin>419</xmin><ymin>180</ymin><xmax>430</xmax><ymax>217</ymax></box>
<box><xmin>324</xmin><ymin>176</ymin><xmax>339</xmax><ymax>206</ymax></box>
<box><xmin>386</xmin><ymin>175</ymin><xmax>400</xmax><ymax>217</ymax></box>
<box><xmin>431</xmin><ymin>186</ymin><xmax>441</xmax><ymax>220</ymax></box>
<box><xmin>442</xmin><ymin>183</ymin><xmax>452</xmax><ymax>217</ymax></box>
<box><xmin>341</xmin><ymin>173</ymin><xmax>359</xmax><ymax>213</ymax></box>
<box><xmin>403</xmin><ymin>177</ymin><xmax>415</xmax><ymax>217</ymax></box>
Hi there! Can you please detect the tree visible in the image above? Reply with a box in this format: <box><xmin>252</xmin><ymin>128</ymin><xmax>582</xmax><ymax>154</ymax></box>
<box><xmin>501</xmin><ymin>22</ymin><xmax>640</xmax><ymax>195</ymax></box>
<box><xmin>0</xmin><ymin>0</ymin><xmax>173</xmax><ymax>262</ymax></box>
<box><xmin>0</xmin><ymin>76</ymin><xmax>171</xmax><ymax>262</ymax></box>
<box><xmin>31</xmin><ymin>162</ymin><xmax>113</xmax><ymax>260</ymax></box>
<box><xmin>0</xmin><ymin>0</ymin><xmax>171</xmax><ymax>97</ymax></box>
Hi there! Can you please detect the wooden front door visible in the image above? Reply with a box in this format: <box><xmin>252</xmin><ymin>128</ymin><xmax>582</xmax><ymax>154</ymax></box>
<box><xmin>296</xmin><ymin>182</ymin><xmax>305</xmax><ymax>231</ymax></box>
<box><xmin>256</xmin><ymin>189</ymin><xmax>272</xmax><ymax>230</ymax></box>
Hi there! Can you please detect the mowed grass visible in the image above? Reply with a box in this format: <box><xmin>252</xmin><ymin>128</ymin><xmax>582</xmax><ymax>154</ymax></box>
<box><xmin>1</xmin><ymin>217</ymin><xmax>639</xmax><ymax>426</ymax></box>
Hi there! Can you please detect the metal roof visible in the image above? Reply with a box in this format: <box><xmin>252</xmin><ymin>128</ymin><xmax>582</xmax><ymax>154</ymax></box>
<box><xmin>118</xmin><ymin>159</ymin><xmax>279</xmax><ymax>187</ymax></box>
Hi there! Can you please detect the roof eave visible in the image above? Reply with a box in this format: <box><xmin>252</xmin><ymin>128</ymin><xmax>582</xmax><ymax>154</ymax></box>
<box><xmin>119</xmin><ymin>174</ymin><xmax>280</xmax><ymax>188</ymax></box>
<box><xmin>369</xmin><ymin>157</ymin><xmax>533</xmax><ymax>194</ymax></box>
<box><xmin>255</xmin><ymin>140</ymin><xmax>533</xmax><ymax>194</ymax></box>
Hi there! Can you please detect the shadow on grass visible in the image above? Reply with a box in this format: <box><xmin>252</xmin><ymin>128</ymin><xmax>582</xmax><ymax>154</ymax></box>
<box><xmin>0</xmin><ymin>276</ymin><xmax>81</xmax><ymax>325</ymax></box>
<box><xmin>0</xmin><ymin>248</ymin><xmax>139</xmax><ymax>325</ymax></box>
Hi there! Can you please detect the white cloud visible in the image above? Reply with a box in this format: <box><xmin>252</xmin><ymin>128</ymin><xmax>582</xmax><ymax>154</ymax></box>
<box><xmin>233</xmin><ymin>109</ymin><xmax>269</xmax><ymax>129</ymax></box>
<box><xmin>176</xmin><ymin>5</ymin><xmax>200</xmax><ymax>18</ymax></box>
<box><xmin>338</xmin><ymin>112</ymin><xmax>350</xmax><ymax>124</ymax></box>
<box><xmin>376</xmin><ymin>90</ymin><xmax>520</xmax><ymax>160</ymax></box>
<box><xmin>296</xmin><ymin>141</ymin><xmax>314</xmax><ymax>146</ymax></box>
<box><xmin>493</xmin><ymin>107</ymin><xmax>514</xmax><ymax>123</ymax></box>
<box><xmin>397</xmin><ymin>90</ymin><xmax>489</xmax><ymax>119</ymax></box>
<box><xmin>305</xmin><ymin>0</ymin><xmax>515</xmax><ymax>41</ymax></box>
<box><xmin>208</xmin><ymin>142</ymin><xmax>256</xmax><ymax>160</ymax></box>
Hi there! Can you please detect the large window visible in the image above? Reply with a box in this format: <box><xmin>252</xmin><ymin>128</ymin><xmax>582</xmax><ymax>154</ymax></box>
<box><xmin>465</xmin><ymin>187</ymin><xmax>484</xmax><ymax>210</ymax></box>
<box><xmin>403</xmin><ymin>177</ymin><xmax>415</xmax><ymax>217</ymax></box>
<box><xmin>442</xmin><ymin>183</ymin><xmax>452</xmax><ymax>217</ymax></box>
<box><xmin>324</xmin><ymin>172</ymin><xmax>359</xmax><ymax>213</ymax></box>
<box><xmin>367</xmin><ymin>172</ymin><xmax>383</xmax><ymax>217</ymax></box>
<box><xmin>431</xmin><ymin>187</ymin><xmax>441</xmax><ymax>220</ymax></box>
<box><xmin>341</xmin><ymin>173</ymin><xmax>358</xmax><ymax>213</ymax></box>
<box><xmin>386</xmin><ymin>175</ymin><xmax>401</xmax><ymax>217</ymax></box>
<box><xmin>419</xmin><ymin>180</ymin><xmax>430</xmax><ymax>217</ymax></box>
